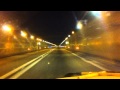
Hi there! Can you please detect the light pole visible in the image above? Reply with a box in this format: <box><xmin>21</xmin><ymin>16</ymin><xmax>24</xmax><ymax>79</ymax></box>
<box><xmin>68</xmin><ymin>35</ymin><xmax>70</xmax><ymax>37</ymax></box>
<box><xmin>2</xmin><ymin>24</ymin><xmax>14</xmax><ymax>51</ymax></box>
<box><xmin>30</xmin><ymin>35</ymin><xmax>34</xmax><ymax>40</ymax></box>
<box><xmin>76</xmin><ymin>21</ymin><xmax>83</xmax><ymax>30</ymax></box>
<box><xmin>72</xmin><ymin>31</ymin><xmax>75</xmax><ymax>34</ymax></box>
<box><xmin>37</xmin><ymin>41</ymin><xmax>41</xmax><ymax>50</ymax></box>
<box><xmin>71</xmin><ymin>31</ymin><xmax>76</xmax><ymax>49</ymax></box>
<box><xmin>2</xmin><ymin>24</ymin><xmax>13</xmax><ymax>40</ymax></box>
<box><xmin>76</xmin><ymin>20</ymin><xmax>88</xmax><ymax>50</ymax></box>
<box><xmin>21</xmin><ymin>31</ymin><xmax>27</xmax><ymax>38</ymax></box>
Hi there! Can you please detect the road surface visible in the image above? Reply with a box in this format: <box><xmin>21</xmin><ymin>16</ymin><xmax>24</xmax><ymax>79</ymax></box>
<box><xmin>0</xmin><ymin>49</ymin><xmax>120</xmax><ymax>79</ymax></box>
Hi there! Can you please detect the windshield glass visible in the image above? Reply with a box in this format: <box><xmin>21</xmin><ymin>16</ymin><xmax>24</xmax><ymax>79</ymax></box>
<box><xmin>0</xmin><ymin>11</ymin><xmax>120</xmax><ymax>79</ymax></box>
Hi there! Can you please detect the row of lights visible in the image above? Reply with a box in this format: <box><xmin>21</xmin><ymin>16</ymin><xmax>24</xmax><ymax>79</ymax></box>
<box><xmin>1</xmin><ymin>24</ymin><xmax>56</xmax><ymax>46</ymax></box>
<box><xmin>44</xmin><ymin>41</ymin><xmax>57</xmax><ymax>46</ymax></box>
<box><xmin>60</xmin><ymin>11</ymin><xmax>111</xmax><ymax>49</ymax></box>
<box><xmin>60</xmin><ymin>11</ymin><xmax>109</xmax><ymax>46</ymax></box>
<box><xmin>59</xmin><ymin>31</ymin><xmax>75</xmax><ymax>46</ymax></box>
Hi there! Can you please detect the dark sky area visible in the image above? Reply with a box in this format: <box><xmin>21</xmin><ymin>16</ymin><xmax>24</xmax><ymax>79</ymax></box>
<box><xmin>0</xmin><ymin>11</ymin><xmax>87</xmax><ymax>45</ymax></box>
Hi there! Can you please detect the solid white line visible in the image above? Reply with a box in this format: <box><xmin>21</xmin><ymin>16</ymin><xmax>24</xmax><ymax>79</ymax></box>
<box><xmin>0</xmin><ymin>49</ymin><xmax>53</xmax><ymax>79</ymax></box>
<box><xmin>65</xmin><ymin>50</ymin><xmax>109</xmax><ymax>71</ymax></box>
<box><xmin>9</xmin><ymin>50</ymin><xmax>53</xmax><ymax>79</ymax></box>
<box><xmin>80</xmin><ymin>57</ymin><xmax>109</xmax><ymax>71</ymax></box>
<box><xmin>0</xmin><ymin>57</ymin><xmax>41</xmax><ymax>79</ymax></box>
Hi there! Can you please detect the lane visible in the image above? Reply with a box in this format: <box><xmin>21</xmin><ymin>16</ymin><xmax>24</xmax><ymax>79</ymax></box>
<box><xmin>18</xmin><ymin>49</ymin><xmax>102</xmax><ymax>79</ymax></box>
<box><xmin>0</xmin><ymin>49</ymin><xmax>51</xmax><ymax>76</ymax></box>
<box><xmin>68</xmin><ymin>50</ymin><xmax>120</xmax><ymax>72</ymax></box>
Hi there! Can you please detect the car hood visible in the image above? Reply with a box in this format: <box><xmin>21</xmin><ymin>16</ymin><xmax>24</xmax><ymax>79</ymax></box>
<box><xmin>57</xmin><ymin>71</ymin><xmax>120</xmax><ymax>79</ymax></box>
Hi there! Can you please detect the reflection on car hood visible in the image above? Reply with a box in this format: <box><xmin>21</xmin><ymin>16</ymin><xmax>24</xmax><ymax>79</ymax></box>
<box><xmin>57</xmin><ymin>71</ymin><xmax>120</xmax><ymax>79</ymax></box>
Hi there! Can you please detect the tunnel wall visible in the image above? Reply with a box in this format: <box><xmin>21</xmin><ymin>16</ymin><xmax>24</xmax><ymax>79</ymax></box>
<box><xmin>68</xmin><ymin>12</ymin><xmax>120</xmax><ymax>60</ymax></box>
<box><xmin>0</xmin><ymin>30</ymin><xmax>48</xmax><ymax>58</ymax></box>
<box><xmin>69</xmin><ymin>30</ymin><xmax>120</xmax><ymax>60</ymax></box>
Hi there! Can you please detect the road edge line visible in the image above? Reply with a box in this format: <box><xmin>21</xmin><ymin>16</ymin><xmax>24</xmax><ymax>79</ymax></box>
<box><xmin>65</xmin><ymin>49</ymin><xmax>109</xmax><ymax>71</ymax></box>
<box><xmin>9</xmin><ymin>49</ymin><xmax>54</xmax><ymax>79</ymax></box>
<box><xmin>0</xmin><ymin>49</ymin><xmax>53</xmax><ymax>79</ymax></box>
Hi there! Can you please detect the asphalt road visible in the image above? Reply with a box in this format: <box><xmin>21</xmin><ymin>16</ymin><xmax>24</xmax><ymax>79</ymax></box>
<box><xmin>0</xmin><ymin>48</ymin><xmax>120</xmax><ymax>79</ymax></box>
<box><xmin>0</xmin><ymin>49</ymin><xmax>50</xmax><ymax>78</ymax></box>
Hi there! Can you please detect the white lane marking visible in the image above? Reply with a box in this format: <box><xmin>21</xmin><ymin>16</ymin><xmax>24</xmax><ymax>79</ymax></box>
<box><xmin>80</xmin><ymin>58</ymin><xmax>109</xmax><ymax>71</ymax></box>
<box><xmin>9</xmin><ymin>50</ymin><xmax>53</xmax><ymax>79</ymax></box>
<box><xmin>0</xmin><ymin>49</ymin><xmax>54</xmax><ymax>79</ymax></box>
<box><xmin>0</xmin><ymin>57</ymin><xmax>41</xmax><ymax>79</ymax></box>
<box><xmin>65</xmin><ymin>50</ymin><xmax>109</xmax><ymax>71</ymax></box>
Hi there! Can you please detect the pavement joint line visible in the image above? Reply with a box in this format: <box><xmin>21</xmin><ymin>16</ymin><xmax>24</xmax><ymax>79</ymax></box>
<box><xmin>0</xmin><ymin>50</ymin><xmax>53</xmax><ymax>79</ymax></box>
<box><xmin>65</xmin><ymin>49</ymin><xmax>109</xmax><ymax>71</ymax></box>
<box><xmin>9</xmin><ymin>49</ymin><xmax>54</xmax><ymax>79</ymax></box>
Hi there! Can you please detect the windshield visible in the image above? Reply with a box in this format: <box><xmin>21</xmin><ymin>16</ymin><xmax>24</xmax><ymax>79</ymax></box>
<box><xmin>0</xmin><ymin>11</ymin><xmax>120</xmax><ymax>79</ymax></box>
